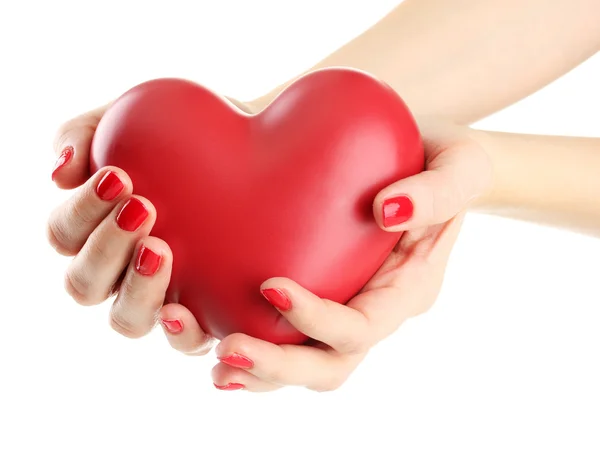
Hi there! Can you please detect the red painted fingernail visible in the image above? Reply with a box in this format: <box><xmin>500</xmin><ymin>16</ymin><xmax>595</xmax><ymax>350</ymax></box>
<box><xmin>219</xmin><ymin>353</ymin><xmax>254</xmax><ymax>369</ymax></box>
<box><xmin>116</xmin><ymin>198</ymin><xmax>149</xmax><ymax>232</ymax></box>
<box><xmin>51</xmin><ymin>146</ymin><xmax>74</xmax><ymax>180</ymax></box>
<box><xmin>135</xmin><ymin>245</ymin><xmax>162</xmax><ymax>276</ymax></box>
<box><xmin>382</xmin><ymin>195</ymin><xmax>414</xmax><ymax>227</ymax></box>
<box><xmin>161</xmin><ymin>319</ymin><xmax>183</xmax><ymax>334</ymax></box>
<box><xmin>96</xmin><ymin>171</ymin><xmax>125</xmax><ymax>201</ymax></box>
<box><xmin>214</xmin><ymin>383</ymin><xmax>245</xmax><ymax>391</ymax></box>
<box><xmin>261</xmin><ymin>288</ymin><xmax>292</xmax><ymax>311</ymax></box>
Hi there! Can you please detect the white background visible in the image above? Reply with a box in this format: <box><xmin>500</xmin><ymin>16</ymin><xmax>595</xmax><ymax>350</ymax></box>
<box><xmin>1</xmin><ymin>1</ymin><xmax>599</xmax><ymax>451</ymax></box>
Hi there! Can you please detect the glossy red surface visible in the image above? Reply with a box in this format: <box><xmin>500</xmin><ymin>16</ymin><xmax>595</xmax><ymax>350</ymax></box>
<box><xmin>90</xmin><ymin>67</ymin><xmax>424</xmax><ymax>344</ymax></box>
<box><xmin>160</xmin><ymin>319</ymin><xmax>183</xmax><ymax>334</ymax></box>
<box><xmin>51</xmin><ymin>146</ymin><xmax>73</xmax><ymax>181</ymax></box>
<box><xmin>96</xmin><ymin>170</ymin><xmax>124</xmax><ymax>201</ymax></box>
<box><xmin>135</xmin><ymin>245</ymin><xmax>162</xmax><ymax>276</ymax></box>
<box><xmin>219</xmin><ymin>353</ymin><xmax>254</xmax><ymax>369</ymax></box>
<box><xmin>382</xmin><ymin>195</ymin><xmax>414</xmax><ymax>227</ymax></box>
<box><xmin>261</xmin><ymin>288</ymin><xmax>292</xmax><ymax>312</ymax></box>
<box><xmin>115</xmin><ymin>198</ymin><xmax>149</xmax><ymax>232</ymax></box>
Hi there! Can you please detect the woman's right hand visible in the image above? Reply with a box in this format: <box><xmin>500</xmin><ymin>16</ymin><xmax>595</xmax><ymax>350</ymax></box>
<box><xmin>47</xmin><ymin>103</ymin><xmax>214</xmax><ymax>354</ymax></box>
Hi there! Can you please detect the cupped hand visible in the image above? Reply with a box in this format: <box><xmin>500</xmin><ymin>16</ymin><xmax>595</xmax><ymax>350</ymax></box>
<box><xmin>161</xmin><ymin>119</ymin><xmax>494</xmax><ymax>392</ymax></box>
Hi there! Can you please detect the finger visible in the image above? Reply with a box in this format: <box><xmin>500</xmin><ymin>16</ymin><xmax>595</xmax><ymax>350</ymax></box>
<box><xmin>211</xmin><ymin>363</ymin><xmax>281</xmax><ymax>393</ymax></box>
<box><xmin>215</xmin><ymin>333</ymin><xmax>357</xmax><ymax>392</ymax></box>
<box><xmin>259</xmin><ymin>278</ymin><xmax>372</xmax><ymax>355</ymax></box>
<box><xmin>64</xmin><ymin>195</ymin><xmax>155</xmax><ymax>306</ymax></box>
<box><xmin>158</xmin><ymin>303</ymin><xmax>214</xmax><ymax>356</ymax></box>
<box><xmin>108</xmin><ymin>237</ymin><xmax>172</xmax><ymax>338</ymax></box>
<box><xmin>52</xmin><ymin>103</ymin><xmax>111</xmax><ymax>189</ymax></box>
<box><xmin>47</xmin><ymin>166</ymin><xmax>132</xmax><ymax>256</ymax></box>
<box><xmin>373</xmin><ymin>135</ymin><xmax>492</xmax><ymax>231</ymax></box>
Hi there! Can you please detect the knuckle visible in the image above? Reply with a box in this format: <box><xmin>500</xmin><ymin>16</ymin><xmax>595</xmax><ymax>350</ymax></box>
<box><xmin>70</xmin><ymin>197</ymin><xmax>97</xmax><ymax>228</ymax></box>
<box><xmin>110</xmin><ymin>280</ymin><xmax>156</xmax><ymax>339</ymax></box>
<box><xmin>84</xmin><ymin>235</ymin><xmax>112</xmax><ymax>267</ymax></box>
<box><xmin>110</xmin><ymin>313</ymin><xmax>146</xmax><ymax>339</ymax></box>
<box><xmin>46</xmin><ymin>219</ymin><xmax>77</xmax><ymax>256</ymax></box>
<box><xmin>64</xmin><ymin>270</ymin><xmax>96</xmax><ymax>306</ymax></box>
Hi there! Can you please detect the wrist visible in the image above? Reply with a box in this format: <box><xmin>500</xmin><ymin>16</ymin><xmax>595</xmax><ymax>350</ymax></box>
<box><xmin>467</xmin><ymin>128</ymin><xmax>541</xmax><ymax>216</ymax></box>
<box><xmin>466</xmin><ymin>128</ymin><xmax>510</xmax><ymax>213</ymax></box>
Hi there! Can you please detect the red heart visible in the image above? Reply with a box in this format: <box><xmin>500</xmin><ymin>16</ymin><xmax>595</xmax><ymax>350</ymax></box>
<box><xmin>90</xmin><ymin>68</ymin><xmax>424</xmax><ymax>344</ymax></box>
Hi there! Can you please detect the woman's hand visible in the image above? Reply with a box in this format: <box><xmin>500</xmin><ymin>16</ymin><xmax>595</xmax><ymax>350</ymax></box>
<box><xmin>48</xmin><ymin>103</ymin><xmax>188</xmax><ymax>342</ymax></box>
<box><xmin>48</xmin><ymin>99</ymin><xmax>240</xmax><ymax>352</ymax></box>
<box><xmin>162</xmin><ymin>119</ymin><xmax>494</xmax><ymax>392</ymax></box>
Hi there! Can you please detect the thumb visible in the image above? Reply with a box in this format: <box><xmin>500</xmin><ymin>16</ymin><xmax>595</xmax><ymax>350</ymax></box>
<box><xmin>373</xmin><ymin>141</ymin><xmax>492</xmax><ymax>231</ymax></box>
<box><xmin>51</xmin><ymin>102</ymin><xmax>111</xmax><ymax>189</ymax></box>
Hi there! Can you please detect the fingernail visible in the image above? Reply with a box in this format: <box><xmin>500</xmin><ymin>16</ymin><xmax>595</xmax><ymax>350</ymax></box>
<box><xmin>51</xmin><ymin>146</ymin><xmax>74</xmax><ymax>181</ymax></box>
<box><xmin>161</xmin><ymin>319</ymin><xmax>183</xmax><ymax>334</ymax></box>
<box><xmin>214</xmin><ymin>383</ymin><xmax>245</xmax><ymax>391</ymax></box>
<box><xmin>382</xmin><ymin>195</ymin><xmax>414</xmax><ymax>227</ymax></box>
<box><xmin>135</xmin><ymin>245</ymin><xmax>162</xmax><ymax>276</ymax></box>
<box><xmin>116</xmin><ymin>198</ymin><xmax>149</xmax><ymax>232</ymax></box>
<box><xmin>219</xmin><ymin>353</ymin><xmax>254</xmax><ymax>369</ymax></box>
<box><xmin>96</xmin><ymin>171</ymin><xmax>125</xmax><ymax>201</ymax></box>
<box><xmin>261</xmin><ymin>288</ymin><xmax>292</xmax><ymax>311</ymax></box>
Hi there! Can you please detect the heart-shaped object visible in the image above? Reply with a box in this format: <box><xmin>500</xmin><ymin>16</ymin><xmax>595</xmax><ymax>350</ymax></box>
<box><xmin>90</xmin><ymin>67</ymin><xmax>424</xmax><ymax>344</ymax></box>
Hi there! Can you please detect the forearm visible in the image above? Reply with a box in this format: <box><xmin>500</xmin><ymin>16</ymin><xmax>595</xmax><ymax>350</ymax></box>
<box><xmin>251</xmin><ymin>0</ymin><xmax>600</xmax><ymax>125</ymax></box>
<box><xmin>473</xmin><ymin>130</ymin><xmax>600</xmax><ymax>236</ymax></box>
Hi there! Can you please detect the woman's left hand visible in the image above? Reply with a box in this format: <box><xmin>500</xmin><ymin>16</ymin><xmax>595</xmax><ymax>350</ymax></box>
<box><xmin>160</xmin><ymin>119</ymin><xmax>494</xmax><ymax>392</ymax></box>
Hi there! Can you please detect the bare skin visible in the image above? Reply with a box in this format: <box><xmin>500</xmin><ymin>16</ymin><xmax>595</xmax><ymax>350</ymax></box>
<box><xmin>48</xmin><ymin>0</ymin><xmax>600</xmax><ymax>392</ymax></box>
<box><xmin>250</xmin><ymin>0</ymin><xmax>600</xmax><ymax>124</ymax></box>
